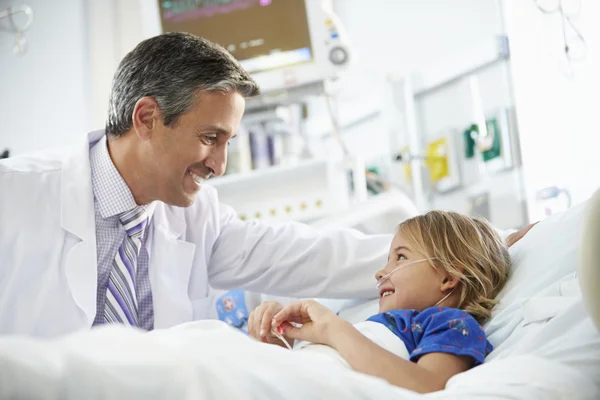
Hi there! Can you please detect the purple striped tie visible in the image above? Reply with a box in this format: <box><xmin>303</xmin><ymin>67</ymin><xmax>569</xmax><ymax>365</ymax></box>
<box><xmin>104</xmin><ymin>207</ymin><xmax>148</xmax><ymax>326</ymax></box>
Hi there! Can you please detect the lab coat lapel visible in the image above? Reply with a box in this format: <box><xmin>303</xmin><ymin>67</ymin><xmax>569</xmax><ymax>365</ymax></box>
<box><xmin>151</xmin><ymin>205</ymin><xmax>195</xmax><ymax>328</ymax></box>
<box><xmin>61</xmin><ymin>131</ymin><xmax>103</xmax><ymax>326</ymax></box>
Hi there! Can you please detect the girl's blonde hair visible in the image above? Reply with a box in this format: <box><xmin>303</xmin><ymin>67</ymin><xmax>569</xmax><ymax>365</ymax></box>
<box><xmin>397</xmin><ymin>210</ymin><xmax>510</xmax><ymax>324</ymax></box>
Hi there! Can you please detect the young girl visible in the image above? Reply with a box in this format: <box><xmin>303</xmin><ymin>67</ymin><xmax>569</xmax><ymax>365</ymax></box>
<box><xmin>249</xmin><ymin>211</ymin><xmax>510</xmax><ymax>393</ymax></box>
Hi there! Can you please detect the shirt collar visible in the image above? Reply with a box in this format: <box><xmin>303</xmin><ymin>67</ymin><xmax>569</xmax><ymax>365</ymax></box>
<box><xmin>89</xmin><ymin>134</ymin><xmax>156</xmax><ymax>220</ymax></box>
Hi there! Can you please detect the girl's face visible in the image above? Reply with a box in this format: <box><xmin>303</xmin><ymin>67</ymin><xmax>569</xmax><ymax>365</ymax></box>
<box><xmin>375</xmin><ymin>232</ymin><xmax>453</xmax><ymax>313</ymax></box>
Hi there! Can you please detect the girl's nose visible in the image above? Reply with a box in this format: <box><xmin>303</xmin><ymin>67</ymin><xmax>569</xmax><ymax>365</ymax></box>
<box><xmin>375</xmin><ymin>267</ymin><xmax>386</xmax><ymax>282</ymax></box>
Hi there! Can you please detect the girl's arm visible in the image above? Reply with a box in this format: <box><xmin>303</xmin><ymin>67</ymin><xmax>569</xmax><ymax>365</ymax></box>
<box><xmin>274</xmin><ymin>300</ymin><xmax>472</xmax><ymax>393</ymax></box>
<box><xmin>329</xmin><ymin>318</ymin><xmax>472</xmax><ymax>393</ymax></box>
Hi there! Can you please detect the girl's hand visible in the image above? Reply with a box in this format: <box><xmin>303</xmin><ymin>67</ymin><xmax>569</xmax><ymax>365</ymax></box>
<box><xmin>249</xmin><ymin>301</ymin><xmax>287</xmax><ymax>346</ymax></box>
<box><xmin>272</xmin><ymin>300</ymin><xmax>345</xmax><ymax>346</ymax></box>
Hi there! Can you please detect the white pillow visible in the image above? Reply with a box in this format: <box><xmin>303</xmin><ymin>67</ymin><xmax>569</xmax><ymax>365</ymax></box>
<box><xmin>484</xmin><ymin>199</ymin><xmax>590</xmax><ymax>347</ymax></box>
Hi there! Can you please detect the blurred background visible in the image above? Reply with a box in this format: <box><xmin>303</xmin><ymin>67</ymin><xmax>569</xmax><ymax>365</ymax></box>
<box><xmin>1</xmin><ymin>0</ymin><xmax>598</xmax><ymax>230</ymax></box>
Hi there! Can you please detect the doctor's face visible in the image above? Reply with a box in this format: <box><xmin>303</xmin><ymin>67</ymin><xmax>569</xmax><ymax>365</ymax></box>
<box><xmin>375</xmin><ymin>233</ymin><xmax>446</xmax><ymax>313</ymax></box>
<box><xmin>148</xmin><ymin>90</ymin><xmax>245</xmax><ymax>207</ymax></box>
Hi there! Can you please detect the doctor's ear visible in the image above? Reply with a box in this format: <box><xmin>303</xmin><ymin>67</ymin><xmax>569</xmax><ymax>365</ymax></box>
<box><xmin>132</xmin><ymin>96</ymin><xmax>161</xmax><ymax>140</ymax></box>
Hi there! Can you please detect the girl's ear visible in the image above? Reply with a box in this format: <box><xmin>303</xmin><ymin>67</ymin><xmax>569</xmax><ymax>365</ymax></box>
<box><xmin>440</xmin><ymin>272</ymin><xmax>460</xmax><ymax>292</ymax></box>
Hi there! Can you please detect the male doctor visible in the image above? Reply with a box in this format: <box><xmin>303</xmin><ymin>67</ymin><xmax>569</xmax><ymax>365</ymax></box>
<box><xmin>0</xmin><ymin>33</ymin><xmax>531</xmax><ymax>338</ymax></box>
<box><xmin>0</xmin><ymin>33</ymin><xmax>392</xmax><ymax>337</ymax></box>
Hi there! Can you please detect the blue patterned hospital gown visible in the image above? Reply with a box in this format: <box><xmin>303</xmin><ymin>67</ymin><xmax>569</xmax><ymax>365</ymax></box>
<box><xmin>367</xmin><ymin>307</ymin><xmax>493</xmax><ymax>365</ymax></box>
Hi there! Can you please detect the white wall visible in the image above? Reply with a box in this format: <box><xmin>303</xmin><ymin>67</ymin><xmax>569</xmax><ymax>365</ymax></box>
<box><xmin>502</xmin><ymin>0</ymin><xmax>600</xmax><ymax>218</ymax></box>
<box><xmin>333</xmin><ymin>0</ymin><xmax>503</xmax><ymax>91</ymax></box>
<box><xmin>0</xmin><ymin>0</ymin><xmax>91</xmax><ymax>155</ymax></box>
<box><xmin>87</xmin><ymin>0</ymin><xmax>147</xmax><ymax>129</ymax></box>
<box><xmin>0</xmin><ymin>0</ymin><xmax>149</xmax><ymax>156</ymax></box>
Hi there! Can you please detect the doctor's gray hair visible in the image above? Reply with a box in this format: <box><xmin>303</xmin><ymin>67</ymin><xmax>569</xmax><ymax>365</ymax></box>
<box><xmin>105</xmin><ymin>32</ymin><xmax>259</xmax><ymax>138</ymax></box>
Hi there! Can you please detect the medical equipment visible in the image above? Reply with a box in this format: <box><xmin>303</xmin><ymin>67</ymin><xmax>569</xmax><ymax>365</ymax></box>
<box><xmin>208</xmin><ymin>157</ymin><xmax>365</xmax><ymax>224</ymax></box>
<box><xmin>535</xmin><ymin>185</ymin><xmax>572</xmax><ymax>217</ymax></box>
<box><xmin>386</xmin><ymin>51</ymin><xmax>528</xmax><ymax>230</ymax></box>
<box><xmin>0</xmin><ymin>4</ymin><xmax>33</xmax><ymax>55</ymax></box>
<box><xmin>376</xmin><ymin>257</ymin><xmax>456</xmax><ymax>307</ymax></box>
<box><xmin>142</xmin><ymin>0</ymin><xmax>362</xmax><ymax>215</ymax></box>
<box><xmin>152</xmin><ymin>0</ymin><xmax>351</xmax><ymax>96</ymax></box>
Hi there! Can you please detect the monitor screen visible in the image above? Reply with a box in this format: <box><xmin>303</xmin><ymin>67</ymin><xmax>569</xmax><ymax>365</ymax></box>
<box><xmin>158</xmin><ymin>0</ymin><xmax>314</xmax><ymax>74</ymax></box>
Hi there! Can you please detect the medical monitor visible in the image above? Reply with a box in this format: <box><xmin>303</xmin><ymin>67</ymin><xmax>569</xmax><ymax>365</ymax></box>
<box><xmin>154</xmin><ymin>0</ymin><xmax>350</xmax><ymax>94</ymax></box>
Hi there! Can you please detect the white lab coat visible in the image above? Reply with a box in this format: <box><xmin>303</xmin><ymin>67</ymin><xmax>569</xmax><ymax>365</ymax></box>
<box><xmin>0</xmin><ymin>130</ymin><xmax>390</xmax><ymax>337</ymax></box>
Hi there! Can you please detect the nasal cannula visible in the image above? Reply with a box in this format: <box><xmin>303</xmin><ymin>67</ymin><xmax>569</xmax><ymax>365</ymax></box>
<box><xmin>376</xmin><ymin>257</ymin><xmax>457</xmax><ymax>306</ymax></box>
<box><xmin>376</xmin><ymin>258</ymin><xmax>437</xmax><ymax>289</ymax></box>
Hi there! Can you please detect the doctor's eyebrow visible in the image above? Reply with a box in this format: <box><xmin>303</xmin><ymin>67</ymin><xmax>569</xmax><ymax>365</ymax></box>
<box><xmin>197</xmin><ymin>125</ymin><xmax>236</xmax><ymax>138</ymax></box>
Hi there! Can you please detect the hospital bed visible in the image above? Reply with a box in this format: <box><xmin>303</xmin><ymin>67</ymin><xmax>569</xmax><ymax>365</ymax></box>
<box><xmin>0</xmin><ymin>192</ymin><xmax>599</xmax><ymax>399</ymax></box>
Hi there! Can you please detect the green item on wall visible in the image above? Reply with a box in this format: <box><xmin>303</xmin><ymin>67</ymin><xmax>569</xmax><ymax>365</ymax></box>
<box><xmin>482</xmin><ymin>118</ymin><xmax>501</xmax><ymax>162</ymax></box>
<box><xmin>463</xmin><ymin>124</ymin><xmax>478</xmax><ymax>159</ymax></box>
<box><xmin>463</xmin><ymin>120</ymin><xmax>502</xmax><ymax>162</ymax></box>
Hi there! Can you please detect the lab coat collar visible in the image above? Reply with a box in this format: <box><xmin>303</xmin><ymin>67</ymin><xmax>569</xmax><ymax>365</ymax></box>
<box><xmin>159</xmin><ymin>205</ymin><xmax>186</xmax><ymax>240</ymax></box>
<box><xmin>60</xmin><ymin>130</ymin><xmax>104</xmax><ymax>326</ymax></box>
<box><xmin>60</xmin><ymin>130</ymin><xmax>102</xmax><ymax>242</ymax></box>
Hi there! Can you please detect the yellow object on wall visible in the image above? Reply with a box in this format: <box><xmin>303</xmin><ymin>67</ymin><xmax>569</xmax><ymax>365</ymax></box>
<box><xmin>400</xmin><ymin>146</ymin><xmax>412</xmax><ymax>183</ymax></box>
<box><xmin>426</xmin><ymin>138</ymin><xmax>450</xmax><ymax>183</ymax></box>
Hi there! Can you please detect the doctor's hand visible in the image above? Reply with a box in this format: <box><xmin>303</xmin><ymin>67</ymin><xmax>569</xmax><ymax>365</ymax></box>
<box><xmin>249</xmin><ymin>301</ymin><xmax>287</xmax><ymax>346</ymax></box>
<box><xmin>506</xmin><ymin>222</ymin><xmax>538</xmax><ymax>247</ymax></box>
<box><xmin>272</xmin><ymin>300</ymin><xmax>345</xmax><ymax>347</ymax></box>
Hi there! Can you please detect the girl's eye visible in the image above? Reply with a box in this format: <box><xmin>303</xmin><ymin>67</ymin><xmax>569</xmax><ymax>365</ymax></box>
<box><xmin>397</xmin><ymin>254</ymin><xmax>407</xmax><ymax>262</ymax></box>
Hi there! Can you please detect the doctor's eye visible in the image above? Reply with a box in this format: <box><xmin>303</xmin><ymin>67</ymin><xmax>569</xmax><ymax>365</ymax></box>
<box><xmin>203</xmin><ymin>135</ymin><xmax>218</xmax><ymax>145</ymax></box>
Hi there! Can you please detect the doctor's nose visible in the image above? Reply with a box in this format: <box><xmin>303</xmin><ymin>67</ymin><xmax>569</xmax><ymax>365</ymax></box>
<box><xmin>205</xmin><ymin>146</ymin><xmax>227</xmax><ymax>177</ymax></box>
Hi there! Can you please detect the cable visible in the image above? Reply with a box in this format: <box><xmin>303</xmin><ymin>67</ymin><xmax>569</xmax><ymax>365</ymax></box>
<box><xmin>534</xmin><ymin>0</ymin><xmax>586</xmax><ymax>67</ymax></box>
<box><xmin>271</xmin><ymin>327</ymin><xmax>293</xmax><ymax>350</ymax></box>
<box><xmin>324</xmin><ymin>80</ymin><xmax>350</xmax><ymax>157</ymax></box>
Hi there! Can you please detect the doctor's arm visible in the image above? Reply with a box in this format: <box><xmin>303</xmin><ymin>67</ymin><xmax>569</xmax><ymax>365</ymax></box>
<box><xmin>208</xmin><ymin>203</ymin><xmax>390</xmax><ymax>299</ymax></box>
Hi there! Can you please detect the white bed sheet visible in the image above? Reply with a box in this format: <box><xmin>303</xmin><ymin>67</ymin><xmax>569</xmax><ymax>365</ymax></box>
<box><xmin>0</xmin><ymin>320</ymin><xmax>417</xmax><ymax>400</ymax></box>
<box><xmin>0</xmin><ymin>316</ymin><xmax>597</xmax><ymax>400</ymax></box>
